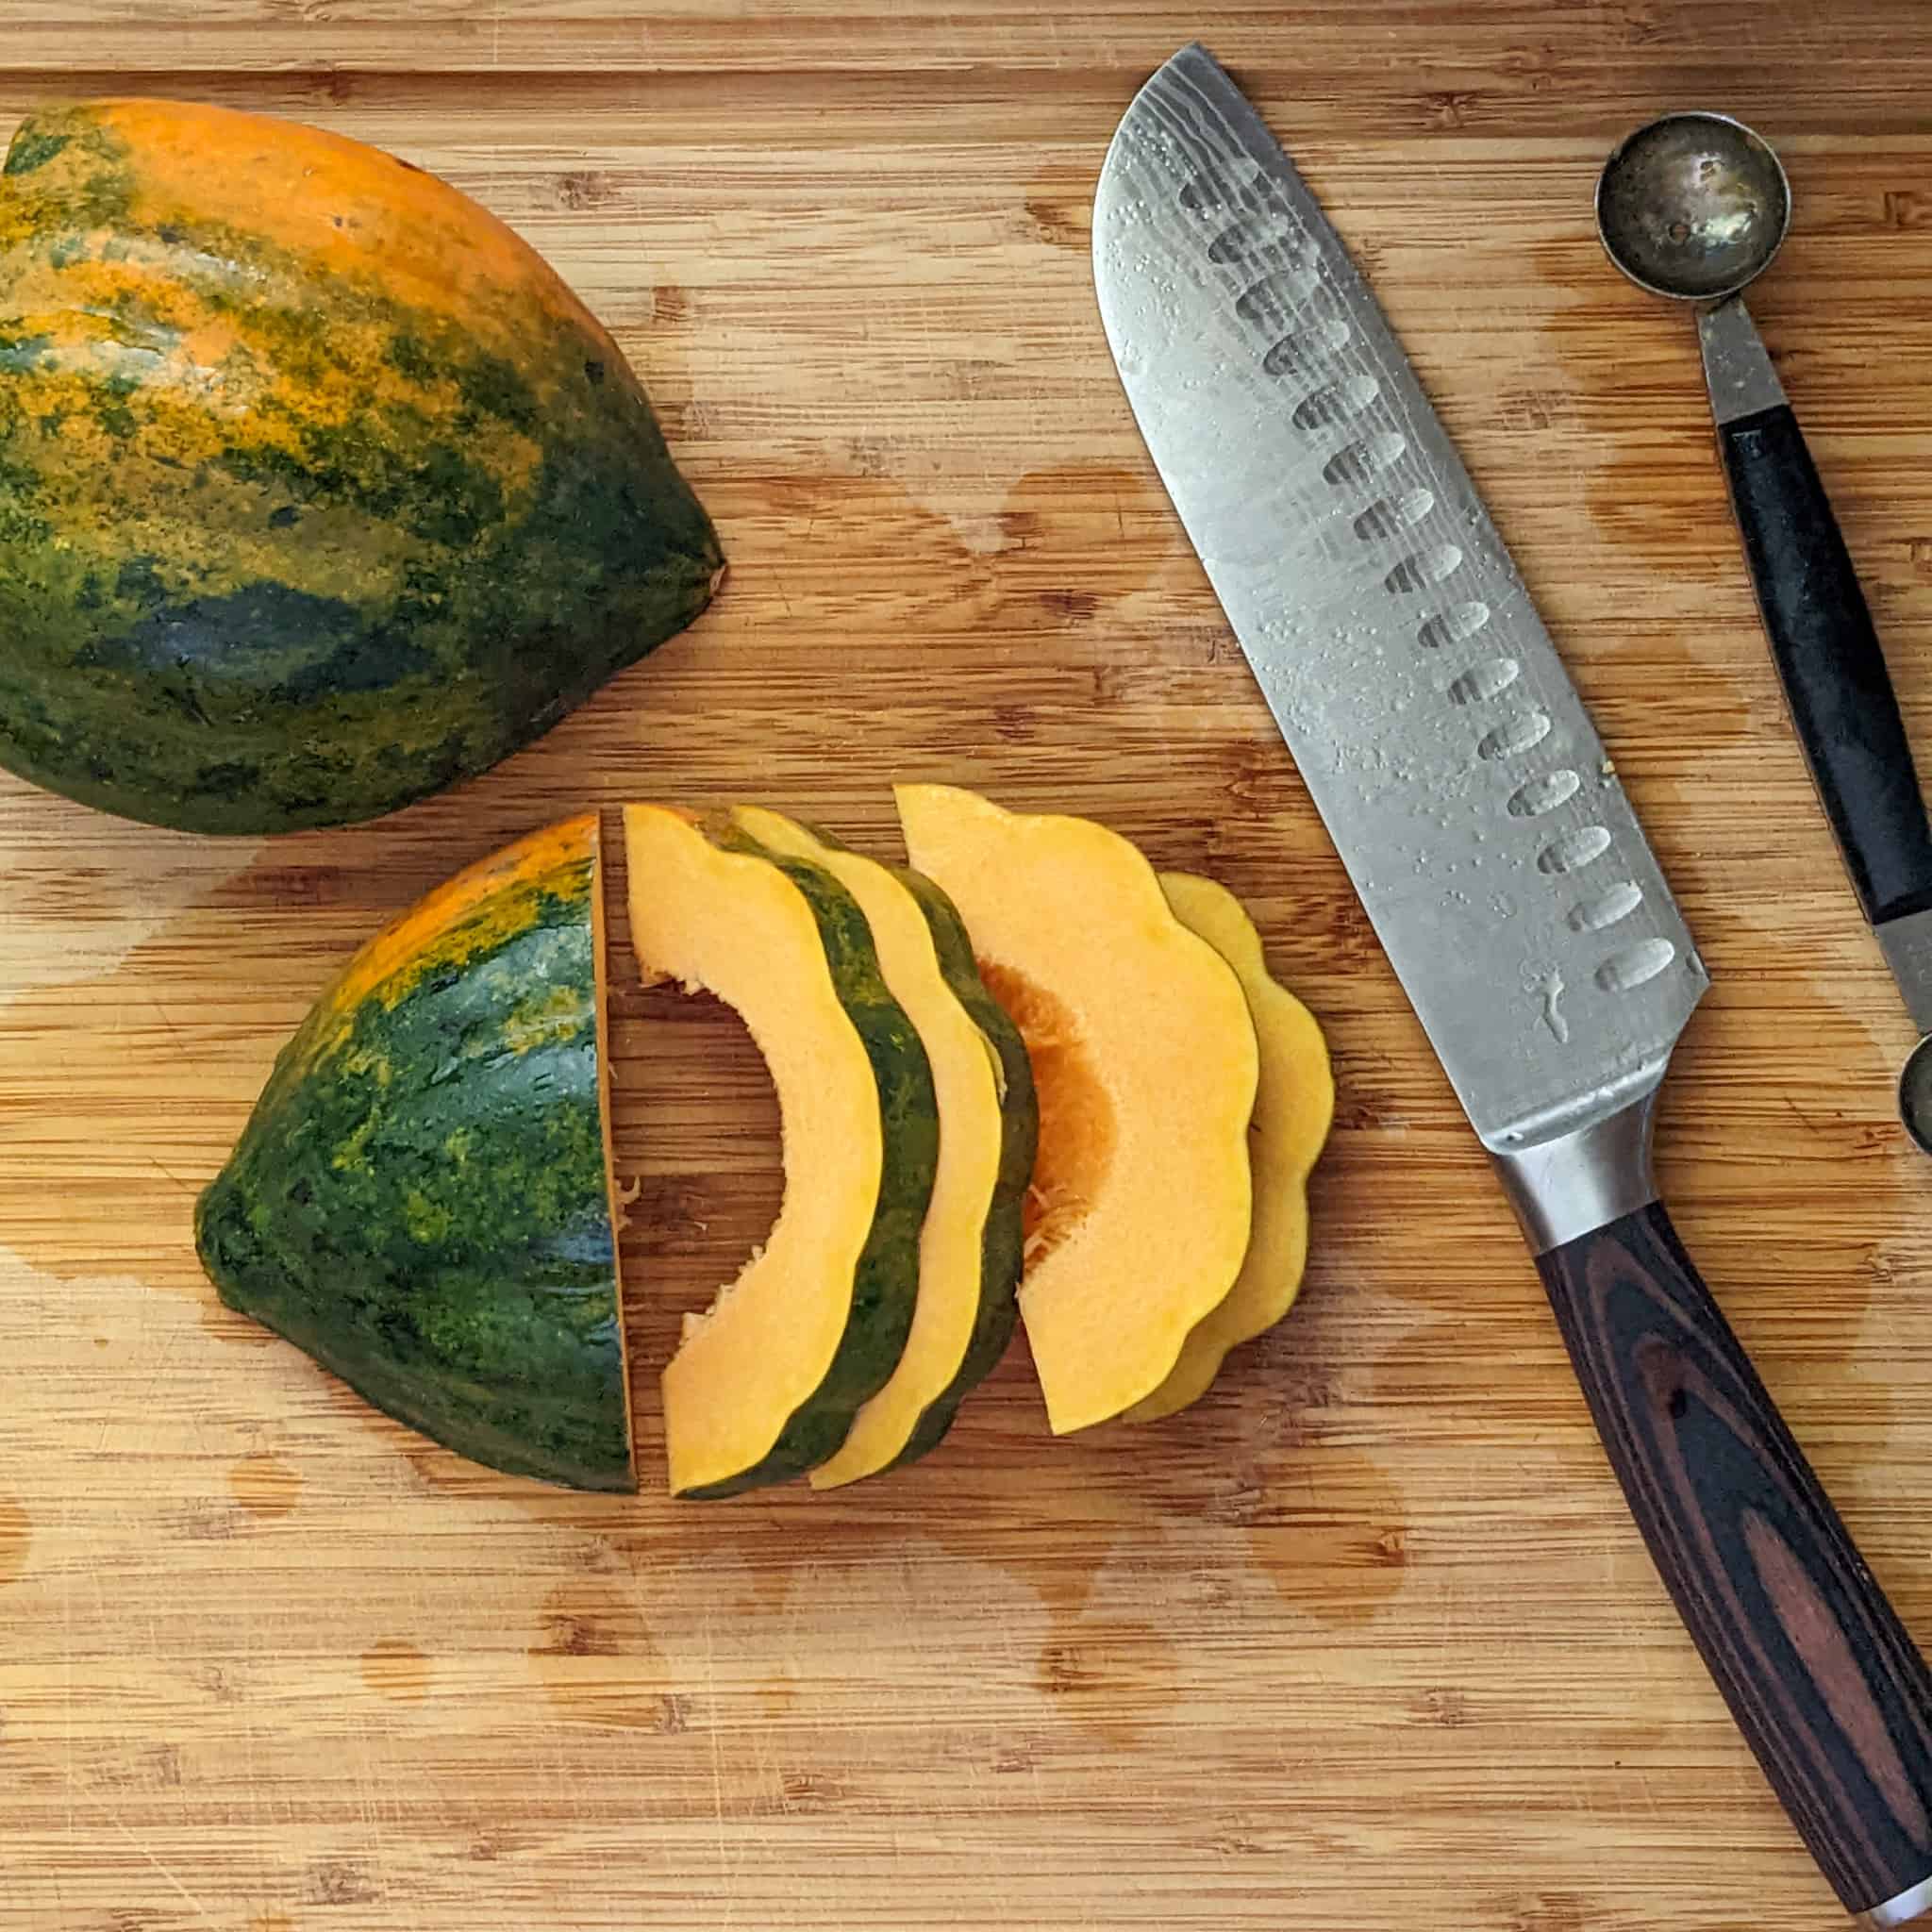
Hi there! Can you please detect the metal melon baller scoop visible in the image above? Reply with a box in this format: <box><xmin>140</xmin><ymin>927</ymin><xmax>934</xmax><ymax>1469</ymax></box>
<box><xmin>1597</xmin><ymin>112</ymin><xmax>1932</xmax><ymax>1149</ymax></box>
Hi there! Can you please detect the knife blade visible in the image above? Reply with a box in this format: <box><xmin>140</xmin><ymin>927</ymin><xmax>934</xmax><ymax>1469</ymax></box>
<box><xmin>1096</xmin><ymin>42</ymin><xmax>1932</xmax><ymax>1927</ymax></box>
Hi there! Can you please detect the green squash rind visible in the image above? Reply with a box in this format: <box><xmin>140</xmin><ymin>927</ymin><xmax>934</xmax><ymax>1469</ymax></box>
<box><xmin>193</xmin><ymin>818</ymin><xmax>635</xmax><ymax>1491</ymax></box>
<box><xmin>675</xmin><ymin>816</ymin><xmax>939</xmax><ymax>1500</ymax></box>
<box><xmin>884</xmin><ymin>859</ymin><xmax>1037</xmax><ymax>1471</ymax></box>
<box><xmin>0</xmin><ymin>101</ymin><xmax>722</xmax><ymax>835</ymax></box>
<box><xmin>750</xmin><ymin>815</ymin><xmax>1036</xmax><ymax>1474</ymax></box>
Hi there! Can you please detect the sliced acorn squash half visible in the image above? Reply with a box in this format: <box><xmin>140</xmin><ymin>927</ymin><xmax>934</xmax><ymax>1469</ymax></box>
<box><xmin>194</xmin><ymin>813</ymin><xmax>635</xmax><ymax>1491</ymax></box>
<box><xmin>623</xmin><ymin>804</ymin><xmax>937</xmax><ymax>1497</ymax></box>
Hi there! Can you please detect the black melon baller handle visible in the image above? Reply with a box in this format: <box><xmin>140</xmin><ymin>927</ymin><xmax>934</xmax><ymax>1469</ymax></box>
<box><xmin>1704</xmin><ymin>297</ymin><xmax>1932</xmax><ymax>932</ymax></box>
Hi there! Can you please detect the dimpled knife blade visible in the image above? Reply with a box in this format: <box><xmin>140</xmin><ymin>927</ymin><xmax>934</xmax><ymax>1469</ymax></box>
<box><xmin>1093</xmin><ymin>42</ymin><xmax>1707</xmax><ymax>1158</ymax></box>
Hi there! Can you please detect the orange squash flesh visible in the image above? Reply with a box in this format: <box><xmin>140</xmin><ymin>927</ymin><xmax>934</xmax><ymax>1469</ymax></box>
<box><xmin>625</xmin><ymin>805</ymin><xmax>917</xmax><ymax>1496</ymax></box>
<box><xmin>894</xmin><ymin>784</ymin><xmax>1259</xmax><ymax>1434</ymax></box>
<box><xmin>1129</xmin><ymin>874</ymin><xmax>1333</xmax><ymax>1421</ymax></box>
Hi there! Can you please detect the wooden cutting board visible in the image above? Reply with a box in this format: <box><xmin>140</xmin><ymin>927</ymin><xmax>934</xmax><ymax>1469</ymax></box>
<box><xmin>4</xmin><ymin>5</ymin><xmax>1931</xmax><ymax>1926</ymax></box>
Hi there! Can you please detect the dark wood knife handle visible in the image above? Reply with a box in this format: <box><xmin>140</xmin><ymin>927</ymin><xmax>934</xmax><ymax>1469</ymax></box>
<box><xmin>1538</xmin><ymin>1200</ymin><xmax>1932</xmax><ymax>1918</ymax></box>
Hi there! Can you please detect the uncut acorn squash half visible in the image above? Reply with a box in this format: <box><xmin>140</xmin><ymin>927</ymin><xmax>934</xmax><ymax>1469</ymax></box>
<box><xmin>0</xmin><ymin>99</ymin><xmax>722</xmax><ymax>834</ymax></box>
<box><xmin>195</xmin><ymin>813</ymin><xmax>636</xmax><ymax>1491</ymax></box>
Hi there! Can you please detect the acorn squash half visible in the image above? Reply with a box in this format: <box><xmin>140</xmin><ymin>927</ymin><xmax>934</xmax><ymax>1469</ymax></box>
<box><xmin>730</xmin><ymin>807</ymin><xmax>1036</xmax><ymax>1487</ymax></box>
<box><xmin>0</xmin><ymin>99</ymin><xmax>722</xmax><ymax>834</ymax></box>
<box><xmin>623</xmin><ymin>805</ymin><xmax>937</xmax><ymax>1497</ymax></box>
<box><xmin>894</xmin><ymin>784</ymin><xmax>1258</xmax><ymax>1434</ymax></box>
<box><xmin>194</xmin><ymin>813</ymin><xmax>635</xmax><ymax>1491</ymax></box>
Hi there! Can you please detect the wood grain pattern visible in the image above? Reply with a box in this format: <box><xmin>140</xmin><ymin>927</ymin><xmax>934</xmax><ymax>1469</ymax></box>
<box><xmin>2</xmin><ymin>3</ymin><xmax>1932</xmax><ymax>1926</ymax></box>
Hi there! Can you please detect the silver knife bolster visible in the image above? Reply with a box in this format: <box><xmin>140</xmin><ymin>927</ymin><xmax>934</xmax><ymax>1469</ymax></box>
<box><xmin>1490</xmin><ymin>1082</ymin><xmax>1663</xmax><ymax>1255</ymax></box>
<box><xmin>1863</xmin><ymin>1873</ymin><xmax>1932</xmax><ymax>1932</ymax></box>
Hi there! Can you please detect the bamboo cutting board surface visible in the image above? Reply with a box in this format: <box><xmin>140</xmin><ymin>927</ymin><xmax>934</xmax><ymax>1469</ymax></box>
<box><xmin>3</xmin><ymin>4</ymin><xmax>1932</xmax><ymax>1927</ymax></box>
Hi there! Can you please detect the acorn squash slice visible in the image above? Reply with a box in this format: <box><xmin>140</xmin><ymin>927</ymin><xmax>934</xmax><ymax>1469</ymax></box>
<box><xmin>623</xmin><ymin>805</ymin><xmax>938</xmax><ymax>1497</ymax></box>
<box><xmin>194</xmin><ymin>813</ymin><xmax>636</xmax><ymax>1491</ymax></box>
<box><xmin>893</xmin><ymin>784</ymin><xmax>1258</xmax><ymax>1433</ymax></box>
<box><xmin>730</xmin><ymin>807</ymin><xmax>1036</xmax><ymax>1487</ymax></box>
<box><xmin>1128</xmin><ymin>874</ymin><xmax>1334</xmax><ymax>1421</ymax></box>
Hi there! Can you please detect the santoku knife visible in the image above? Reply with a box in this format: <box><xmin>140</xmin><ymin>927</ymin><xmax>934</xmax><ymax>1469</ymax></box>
<box><xmin>1095</xmin><ymin>42</ymin><xmax>1932</xmax><ymax>1927</ymax></box>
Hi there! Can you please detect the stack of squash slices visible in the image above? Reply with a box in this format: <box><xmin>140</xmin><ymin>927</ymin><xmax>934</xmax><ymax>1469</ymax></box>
<box><xmin>196</xmin><ymin>786</ymin><xmax>1334</xmax><ymax>1498</ymax></box>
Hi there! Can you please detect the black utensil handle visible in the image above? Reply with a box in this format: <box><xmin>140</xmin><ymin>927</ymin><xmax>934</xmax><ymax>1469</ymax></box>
<box><xmin>1720</xmin><ymin>403</ymin><xmax>1932</xmax><ymax>928</ymax></box>
<box><xmin>1538</xmin><ymin>1200</ymin><xmax>1932</xmax><ymax>1918</ymax></box>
